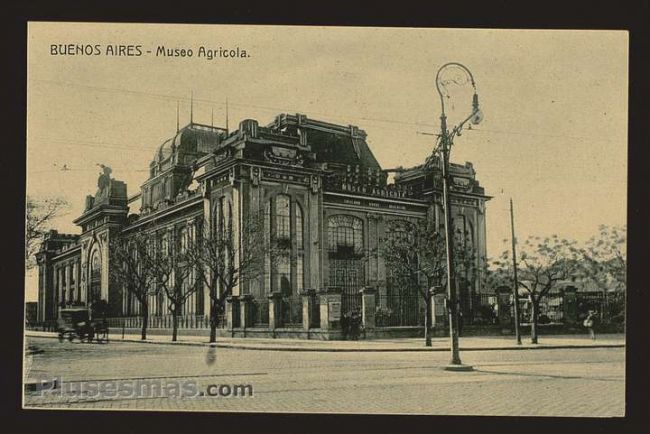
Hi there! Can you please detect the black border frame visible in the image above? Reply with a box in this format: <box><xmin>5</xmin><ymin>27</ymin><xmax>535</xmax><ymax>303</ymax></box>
<box><xmin>3</xmin><ymin>1</ymin><xmax>648</xmax><ymax>433</ymax></box>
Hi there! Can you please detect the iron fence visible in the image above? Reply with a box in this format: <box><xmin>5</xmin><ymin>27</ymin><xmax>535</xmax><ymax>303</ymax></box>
<box><xmin>341</xmin><ymin>291</ymin><xmax>362</xmax><ymax>316</ymax></box>
<box><xmin>515</xmin><ymin>294</ymin><xmax>564</xmax><ymax>324</ymax></box>
<box><xmin>251</xmin><ymin>298</ymin><xmax>270</xmax><ymax>326</ymax></box>
<box><xmin>104</xmin><ymin>314</ymin><xmax>223</xmax><ymax>329</ymax></box>
<box><xmin>468</xmin><ymin>293</ymin><xmax>499</xmax><ymax>325</ymax></box>
<box><xmin>375</xmin><ymin>293</ymin><xmax>422</xmax><ymax>327</ymax></box>
<box><xmin>282</xmin><ymin>296</ymin><xmax>303</xmax><ymax>326</ymax></box>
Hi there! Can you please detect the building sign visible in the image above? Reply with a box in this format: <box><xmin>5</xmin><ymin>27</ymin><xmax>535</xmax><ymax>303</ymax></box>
<box><xmin>328</xmin><ymin>301</ymin><xmax>341</xmax><ymax>321</ymax></box>
<box><xmin>325</xmin><ymin>193</ymin><xmax>426</xmax><ymax>214</ymax></box>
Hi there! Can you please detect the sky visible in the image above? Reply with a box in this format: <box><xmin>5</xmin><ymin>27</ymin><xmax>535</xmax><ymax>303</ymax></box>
<box><xmin>25</xmin><ymin>23</ymin><xmax>628</xmax><ymax>301</ymax></box>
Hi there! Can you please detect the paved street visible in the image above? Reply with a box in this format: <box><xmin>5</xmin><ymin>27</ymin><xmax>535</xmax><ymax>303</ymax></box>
<box><xmin>23</xmin><ymin>336</ymin><xmax>625</xmax><ymax>416</ymax></box>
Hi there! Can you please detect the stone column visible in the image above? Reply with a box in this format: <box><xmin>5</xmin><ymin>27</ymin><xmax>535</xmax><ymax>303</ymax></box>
<box><xmin>319</xmin><ymin>287</ymin><xmax>342</xmax><ymax>331</ymax></box>
<box><xmin>75</xmin><ymin>261</ymin><xmax>81</xmax><ymax>302</ymax></box>
<box><xmin>432</xmin><ymin>293</ymin><xmax>447</xmax><ymax>327</ymax></box>
<box><xmin>226</xmin><ymin>295</ymin><xmax>240</xmax><ymax>330</ymax></box>
<box><xmin>239</xmin><ymin>294</ymin><xmax>252</xmax><ymax>329</ymax></box>
<box><xmin>65</xmin><ymin>264</ymin><xmax>71</xmax><ymax>305</ymax></box>
<box><xmin>301</xmin><ymin>289</ymin><xmax>315</xmax><ymax>330</ymax></box>
<box><xmin>57</xmin><ymin>267</ymin><xmax>64</xmax><ymax>309</ymax></box>
<box><xmin>360</xmin><ymin>287</ymin><xmax>376</xmax><ymax>330</ymax></box>
<box><xmin>562</xmin><ymin>285</ymin><xmax>578</xmax><ymax>325</ymax></box>
<box><xmin>268</xmin><ymin>292</ymin><xmax>283</xmax><ymax>329</ymax></box>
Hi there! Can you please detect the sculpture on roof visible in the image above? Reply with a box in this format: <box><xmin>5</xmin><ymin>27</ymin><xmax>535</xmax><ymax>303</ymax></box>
<box><xmin>96</xmin><ymin>164</ymin><xmax>112</xmax><ymax>191</ymax></box>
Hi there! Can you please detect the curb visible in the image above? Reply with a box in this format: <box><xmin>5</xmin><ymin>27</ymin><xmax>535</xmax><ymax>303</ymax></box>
<box><xmin>26</xmin><ymin>333</ymin><xmax>625</xmax><ymax>352</ymax></box>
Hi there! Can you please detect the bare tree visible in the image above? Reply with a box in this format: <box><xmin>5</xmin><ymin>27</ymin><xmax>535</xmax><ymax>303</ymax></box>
<box><xmin>149</xmin><ymin>228</ymin><xmax>199</xmax><ymax>342</ymax></box>
<box><xmin>186</xmin><ymin>212</ymin><xmax>275</xmax><ymax>343</ymax></box>
<box><xmin>109</xmin><ymin>231</ymin><xmax>159</xmax><ymax>340</ymax></box>
<box><xmin>25</xmin><ymin>195</ymin><xmax>69</xmax><ymax>269</ymax></box>
<box><xmin>492</xmin><ymin>235</ymin><xmax>578</xmax><ymax>343</ymax></box>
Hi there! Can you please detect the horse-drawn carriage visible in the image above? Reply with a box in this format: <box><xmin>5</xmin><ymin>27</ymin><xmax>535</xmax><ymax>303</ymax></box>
<box><xmin>56</xmin><ymin>305</ymin><xmax>109</xmax><ymax>343</ymax></box>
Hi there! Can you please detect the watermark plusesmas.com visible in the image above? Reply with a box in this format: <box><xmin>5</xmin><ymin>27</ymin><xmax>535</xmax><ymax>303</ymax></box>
<box><xmin>33</xmin><ymin>377</ymin><xmax>254</xmax><ymax>399</ymax></box>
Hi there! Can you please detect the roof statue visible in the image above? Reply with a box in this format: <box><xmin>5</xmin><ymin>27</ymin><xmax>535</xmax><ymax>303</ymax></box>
<box><xmin>96</xmin><ymin>164</ymin><xmax>112</xmax><ymax>191</ymax></box>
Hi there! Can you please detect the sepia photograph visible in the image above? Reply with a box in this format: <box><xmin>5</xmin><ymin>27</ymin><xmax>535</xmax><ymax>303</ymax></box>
<box><xmin>23</xmin><ymin>22</ymin><xmax>628</xmax><ymax>417</ymax></box>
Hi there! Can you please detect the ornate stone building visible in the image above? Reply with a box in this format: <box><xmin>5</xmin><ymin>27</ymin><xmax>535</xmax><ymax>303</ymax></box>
<box><xmin>36</xmin><ymin>113</ymin><xmax>490</xmax><ymax>338</ymax></box>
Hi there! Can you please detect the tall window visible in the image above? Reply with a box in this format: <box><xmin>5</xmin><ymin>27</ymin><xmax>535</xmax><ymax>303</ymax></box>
<box><xmin>264</xmin><ymin>194</ymin><xmax>305</xmax><ymax>296</ymax></box>
<box><xmin>327</xmin><ymin>215</ymin><xmax>365</xmax><ymax>313</ymax></box>
<box><xmin>296</xmin><ymin>203</ymin><xmax>304</xmax><ymax>292</ymax></box>
<box><xmin>178</xmin><ymin>227</ymin><xmax>189</xmax><ymax>253</ymax></box>
<box><xmin>275</xmin><ymin>195</ymin><xmax>290</xmax><ymax>240</ymax></box>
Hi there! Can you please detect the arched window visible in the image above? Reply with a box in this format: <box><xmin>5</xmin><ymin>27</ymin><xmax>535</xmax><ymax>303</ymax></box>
<box><xmin>89</xmin><ymin>247</ymin><xmax>102</xmax><ymax>303</ymax></box>
<box><xmin>328</xmin><ymin>215</ymin><xmax>364</xmax><ymax>258</ymax></box>
<box><xmin>90</xmin><ymin>250</ymin><xmax>101</xmax><ymax>277</ymax></box>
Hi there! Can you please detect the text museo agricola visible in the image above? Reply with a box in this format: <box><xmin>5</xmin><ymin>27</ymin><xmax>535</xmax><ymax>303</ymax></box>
<box><xmin>49</xmin><ymin>44</ymin><xmax>251</xmax><ymax>60</ymax></box>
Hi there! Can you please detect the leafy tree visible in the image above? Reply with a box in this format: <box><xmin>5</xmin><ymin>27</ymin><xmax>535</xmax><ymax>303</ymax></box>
<box><xmin>109</xmin><ymin>231</ymin><xmax>160</xmax><ymax>340</ymax></box>
<box><xmin>379</xmin><ymin>218</ymin><xmax>480</xmax><ymax>346</ymax></box>
<box><xmin>573</xmin><ymin>225</ymin><xmax>626</xmax><ymax>323</ymax></box>
<box><xmin>25</xmin><ymin>195</ymin><xmax>68</xmax><ymax>269</ymax></box>
<box><xmin>491</xmin><ymin>235</ymin><xmax>578</xmax><ymax>343</ymax></box>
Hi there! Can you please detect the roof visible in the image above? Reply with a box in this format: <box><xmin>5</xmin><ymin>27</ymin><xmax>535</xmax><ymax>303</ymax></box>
<box><xmin>267</xmin><ymin>113</ymin><xmax>383</xmax><ymax>170</ymax></box>
<box><xmin>306</xmin><ymin>128</ymin><xmax>382</xmax><ymax>169</ymax></box>
<box><xmin>152</xmin><ymin>123</ymin><xmax>226</xmax><ymax>164</ymax></box>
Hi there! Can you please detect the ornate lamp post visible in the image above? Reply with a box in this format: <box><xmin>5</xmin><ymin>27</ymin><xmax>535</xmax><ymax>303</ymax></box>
<box><xmin>434</xmin><ymin>62</ymin><xmax>483</xmax><ymax>371</ymax></box>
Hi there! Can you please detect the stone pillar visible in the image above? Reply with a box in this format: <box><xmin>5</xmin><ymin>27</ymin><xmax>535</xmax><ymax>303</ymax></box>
<box><xmin>360</xmin><ymin>287</ymin><xmax>376</xmax><ymax>330</ymax></box>
<box><xmin>226</xmin><ymin>295</ymin><xmax>240</xmax><ymax>330</ymax></box>
<box><xmin>319</xmin><ymin>287</ymin><xmax>342</xmax><ymax>331</ymax></box>
<box><xmin>301</xmin><ymin>289</ymin><xmax>315</xmax><ymax>330</ymax></box>
<box><xmin>268</xmin><ymin>292</ymin><xmax>283</xmax><ymax>329</ymax></box>
<box><xmin>64</xmin><ymin>264</ymin><xmax>71</xmax><ymax>304</ymax></box>
<box><xmin>239</xmin><ymin>294</ymin><xmax>252</xmax><ymax>329</ymax></box>
<box><xmin>563</xmin><ymin>285</ymin><xmax>578</xmax><ymax>325</ymax></box>
<box><xmin>496</xmin><ymin>286</ymin><xmax>512</xmax><ymax>328</ymax></box>
<box><xmin>432</xmin><ymin>293</ymin><xmax>447</xmax><ymax>327</ymax></box>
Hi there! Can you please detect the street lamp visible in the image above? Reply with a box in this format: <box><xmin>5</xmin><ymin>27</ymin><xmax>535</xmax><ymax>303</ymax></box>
<box><xmin>434</xmin><ymin>62</ymin><xmax>482</xmax><ymax>371</ymax></box>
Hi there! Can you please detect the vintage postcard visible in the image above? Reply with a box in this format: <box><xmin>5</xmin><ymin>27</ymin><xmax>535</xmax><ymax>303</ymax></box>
<box><xmin>24</xmin><ymin>22</ymin><xmax>627</xmax><ymax>416</ymax></box>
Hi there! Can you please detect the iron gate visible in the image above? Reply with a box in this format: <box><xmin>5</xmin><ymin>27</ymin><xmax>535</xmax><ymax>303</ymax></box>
<box><xmin>329</xmin><ymin>259</ymin><xmax>364</xmax><ymax>315</ymax></box>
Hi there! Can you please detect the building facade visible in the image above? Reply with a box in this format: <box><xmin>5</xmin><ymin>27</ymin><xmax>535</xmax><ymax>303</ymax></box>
<box><xmin>36</xmin><ymin>113</ymin><xmax>490</xmax><ymax>337</ymax></box>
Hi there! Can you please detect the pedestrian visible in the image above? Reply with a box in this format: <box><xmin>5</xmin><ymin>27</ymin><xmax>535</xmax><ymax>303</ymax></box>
<box><xmin>350</xmin><ymin>308</ymin><xmax>361</xmax><ymax>340</ymax></box>
<box><xmin>341</xmin><ymin>311</ymin><xmax>350</xmax><ymax>340</ymax></box>
<box><xmin>583</xmin><ymin>310</ymin><xmax>596</xmax><ymax>340</ymax></box>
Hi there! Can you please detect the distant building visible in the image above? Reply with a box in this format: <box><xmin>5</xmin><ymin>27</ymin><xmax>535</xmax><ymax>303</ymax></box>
<box><xmin>36</xmin><ymin>113</ymin><xmax>490</xmax><ymax>334</ymax></box>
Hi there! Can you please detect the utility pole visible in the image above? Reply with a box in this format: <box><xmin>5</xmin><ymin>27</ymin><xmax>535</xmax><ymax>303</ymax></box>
<box><xmin>435</xmin><ymin>62</ymin><xmax>482</xmax><ymax>372</ymax></box>
<box><xmin>440</xmin><ymin>116</ymin><xmax>464</xmax><ymax>367</ymax></box>
<box><xmin>510</xmin><ymin>198</ymin><xmax>522</xmax><ymax>345</ymax></box>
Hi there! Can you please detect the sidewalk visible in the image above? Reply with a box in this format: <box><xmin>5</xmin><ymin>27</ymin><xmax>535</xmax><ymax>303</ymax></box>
<box><xmin>25</xmin><ymin>331</ymin><xmax>625</xmax><ymax>352</ymax></box>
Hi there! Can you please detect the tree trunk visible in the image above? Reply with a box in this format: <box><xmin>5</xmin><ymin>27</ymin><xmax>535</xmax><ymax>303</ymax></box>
<box><xmin>209</xmin><ymin>299</ymin><xmax>218</xmax><ymax>343</ymax></box>
<box><xmin>141</xmin><ymin>301</ymin><xmax>149</xmax><ymax>340</ymax></box>
<box><xmin>171</xmin><ymin>306</ymin><xmax>179</xmax><ymax>342</ymax></box>
<box><xmin>530</xmin><ymin>298</ymin><xmax>539</xmax><ymax>344</ymax></box>
<box><xmin>601</xmin><ymin>288</ymin><xmax>607</xmax><ymax>323</ymax></box>
<box><xmin>424</xmin><ymin>293</ymin><xmax>432</xmax><ymax>347</ymax></box>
